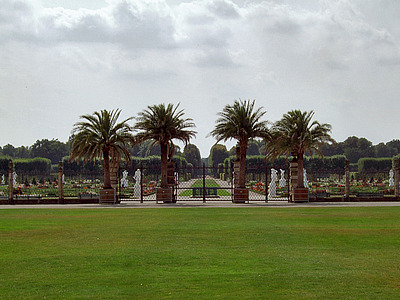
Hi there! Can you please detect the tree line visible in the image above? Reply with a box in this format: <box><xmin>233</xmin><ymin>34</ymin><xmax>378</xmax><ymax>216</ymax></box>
<box><xmin>1</xmin><ymin>136</ymin><xmax>400</xmax><ymax>172</ymax></box>
<box><xmin>2</xmin><ymin>136</ymin><xmax>400</xmax><ymax>166</ymax></box>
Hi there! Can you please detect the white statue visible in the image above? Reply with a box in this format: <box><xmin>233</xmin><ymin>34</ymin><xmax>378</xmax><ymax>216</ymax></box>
<box><xmin>174</xmin><ymin>172</ymin><xmax>179</xmax><ymax>184</ymax></box>
<box><xmin>268</xmin><ymin>168</ymin><xmax>278</xmax><ymax>197</ymax></box>
<box><xmin>133</xmin><ymin>169</ymin><xmax>141</xmax><ymax>198</ymax></box>
<box><xmin>120</xmin><ymin>170</ymin><xmax>129</xmax><ymax>188</ymax></box>
<box><xmin>279</xmin><ymin>169</ymin><xmax>286</xmax><ymax>188</ymax></box>
<box><xmin>62</xmin><ymin>174</ymin><xmax>65</xmax><ymax>184</ymax></box>
<box><xmin>1</xmin><ymin>174</ymin><xmax>4</xmax><ymax>185</ymax></box>
<box><xmin>303</xmin><ymin>169</ymin><xmax>309</xmax><ymax>189</ymax></box>
<box><xmin>13</xmin><ymin>172</ymin><xmax>17</xmax><ymax>187</ymax></box>
<box><xmin>389</xmin><ymin>169</ymin><xmax>395</xmax><ymax>187</ymax></box>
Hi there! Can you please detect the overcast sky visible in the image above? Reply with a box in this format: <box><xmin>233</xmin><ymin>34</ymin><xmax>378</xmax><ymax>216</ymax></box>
<box><xmin>1</xmin><ymin>0</ymin><xmax>400</xmax><ymax>157</ymax></box>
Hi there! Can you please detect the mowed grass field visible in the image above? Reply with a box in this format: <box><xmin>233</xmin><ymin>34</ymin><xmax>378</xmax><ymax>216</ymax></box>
<box><xmin>1</xmin><ymin>207</ymin><xmax>400</xmax><ymax>299</ymax></box>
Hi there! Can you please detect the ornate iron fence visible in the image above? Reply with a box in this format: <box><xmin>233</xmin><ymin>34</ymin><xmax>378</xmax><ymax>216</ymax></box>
<box><xmin>118</xmin><ymin>164</ymin><xmax>290</xmax><ymax>202</ymax></box>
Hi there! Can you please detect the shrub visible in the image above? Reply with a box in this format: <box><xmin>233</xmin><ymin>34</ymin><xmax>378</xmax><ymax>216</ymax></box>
<box><xmin>358</xmin><ymin>157</ymin><xmax>392</xmax><ymax>173</ymax></box>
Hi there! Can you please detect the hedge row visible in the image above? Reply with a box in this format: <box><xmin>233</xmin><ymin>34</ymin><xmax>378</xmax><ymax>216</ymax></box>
<box><xmin>0</xmin><ymin>157</ymin><xmax>51</xmax><ymax>175</ymax></box>
<box><xmin>0</xmin><ymin>154</ymin><xmax>397</xmax><ymax>177</ymax></box>
<box><xmin>358</xmin><ymin>157</ymin><xmax>393</xmax><ymax>173</ymax></box>
<box><xmin>221</xmin><ymin>155</ymin><xmax>347</xmax><ymax>174</ymax></box>
<box><xmin>62</xmin><ymin>155</ymin><xmax>189</xmax><ymax>176</ymax></box>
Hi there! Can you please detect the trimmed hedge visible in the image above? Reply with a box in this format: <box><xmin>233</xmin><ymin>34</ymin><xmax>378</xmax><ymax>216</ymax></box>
<box><xmin>14</xmin><ymin>158</ymin><xmax>51</xmax><ymax>175</ymax></box>
<box><xmin>223</xmin><ymin>155</ymin><xmax>346</xmax><ymax>173</ymax></box>
<box><xmin>0</xmin><ymin>157</ymin><xmax>11</xmax><ymax>174</ymax></box>
<box><xmin>358</xmin><ymin>157</ymin><xmax>392</xmax><ymax>173</ymax></box>
<box><xmin>1</xmin><ymin>156</ymin><xmax>51</xmax><ymax>177</ymax></box>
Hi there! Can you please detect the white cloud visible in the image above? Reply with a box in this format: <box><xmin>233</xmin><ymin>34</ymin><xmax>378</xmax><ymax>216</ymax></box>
<box><xmin>1</xmin><ymin>0</ymin><xmax>400</xmax><ymax>155</ymax></box>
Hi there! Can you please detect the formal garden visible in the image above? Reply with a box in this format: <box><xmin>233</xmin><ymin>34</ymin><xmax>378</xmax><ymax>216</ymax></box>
<box><xmin>1</xmin><ymin>101</ymin><xmax>400</xmax><ymax>204</ymax></box>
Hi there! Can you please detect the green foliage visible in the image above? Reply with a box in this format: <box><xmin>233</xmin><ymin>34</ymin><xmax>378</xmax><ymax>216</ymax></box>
<box><xmin>62</xmin><ymin>156</ymin><xmax>103</xmax><ymax>175</ymax></box>
<box><xmin>208</xmin><ymin>144</ymin><xmax>229</xmax><ymax>167</ymax></box>
<box><xmin>14</xmin><ymin>158</ymin><xmax>51</xmax><ymax>175</ymax></box>
<box><xmin>304</xmin><ymin>155</ymin><xmax>347</xmax><ymax>173</ymax></box>
<box><xmin>223</xmin><ymin>155</ymin><xmax>287</xmax><ymax>170</ymax></box>
<box><xmin>70</xmin><ymin>109</ymin><xmax>134</xmax><ymax>188</ymax></box>
<box><xmin>134</xmin><ymin>103</ymin><xmax>196</xmax><ymax>188</ymax></box>
<box><xmin>209</xmin><ymin>99</ymin><xmax>269</xmax><ymax>144</ymax></box>
<box><xmin>70</xmin><ymin>109</ymin><xmax>134</xmax><ymax>164</ymax></box>
<box><xmin>183</xmin><ymin>144</ymin><xmax>201</xmax><ymax>167</ymax></box>
<box><xmin>246</xmin><ymin>141</ymin><xmax>260</xmax><ymax>155</ymax></box>
<box><xmin>2</xmin><ymin>144</ymin><xmax>16</xmax><ymax>158</ymax></box>
<box><xmin>0</xmin><ymin>157</ymin><xmax>11</xmax><ymax>174</ymax></box>
<box><xmin>134</xmin><ymin>103</ymin><xmax>196</xmax><ymax>156</ymax></box>
<box><xmin>358</xmin><ymin>157</ymin><xmax>393</xmax><ymax>173</ymax></box>
<box><xmin>31</xmin><ymin>139</ymin><xmax>70</xmax><ymax>164</ymax></box>
<box><xmin>122</xmin><ymin>156</ymin><xmax>188</xmax><ymax>171</ymax></box>
<box><xmin>267</xmin><ymin>110</ymin><xmax>333</xmax><ymax>159</ymax></box>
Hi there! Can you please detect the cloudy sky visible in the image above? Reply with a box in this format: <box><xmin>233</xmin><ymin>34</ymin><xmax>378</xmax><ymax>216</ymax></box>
<box><xmin>1</xmin><ymin>0</ymin><xmax>400</xmax><ymax>157</ymax></box>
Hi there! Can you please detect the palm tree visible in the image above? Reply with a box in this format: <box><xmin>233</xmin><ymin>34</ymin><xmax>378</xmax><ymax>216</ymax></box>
<box><xmin>70</xmin><ymin>109</ymin><xmax>134</xmax><ymax>189</ymax></box>
<box><xmin>266</xmin><ymin>110</ymin><xmax>333</xmax><ymax>188</ymax></box>
<box><xmin>134</xmin><ymin>103</ymin><xmax>196</xmax><ymax>189</ymax></box>
<box><xmin>209</xmin><ymin>99</ymin><xmax>269</xmax><ymax>188</ymax></box>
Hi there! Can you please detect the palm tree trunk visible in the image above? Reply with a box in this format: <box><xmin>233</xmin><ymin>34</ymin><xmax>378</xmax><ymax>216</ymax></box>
<box><xmin>239</xmin><ymin>140</ymin><xmax>248</xmax><ymax>188</ymax></box>
<box><xmin>103</xmin><ymin>149</ymin><xmax>112</xmax><ymax>189</ymax></box>
<box><xmin>297</xmin><ymin>153</ymin><xmax>304</xmax><ymax>188</ymax></box>
<box><xmin>160</xmin><ymin>142</ymin><xmax>168</xmax><ymax>188</ymax></box>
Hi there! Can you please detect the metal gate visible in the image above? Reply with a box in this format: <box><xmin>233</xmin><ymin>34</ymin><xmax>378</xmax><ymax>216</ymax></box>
<box><xmin>118</xmin><ymin>163</ymin><xmax>290</xmax><ymax>203</ymax></box>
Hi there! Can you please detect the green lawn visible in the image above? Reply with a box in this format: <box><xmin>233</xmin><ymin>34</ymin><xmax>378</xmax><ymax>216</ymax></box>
<box><xmin>1</xmin><ymin>207</ymin><xmax>400</xmax><ymax>299</ymax></box>
<box><xmin>179</xmin><ymin>178</ymin><xmax>231</xmax><ymax>196</ymax></box>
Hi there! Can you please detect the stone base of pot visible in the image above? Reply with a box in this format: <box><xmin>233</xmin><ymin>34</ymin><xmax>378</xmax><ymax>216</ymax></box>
<box><xmin>156</xmin><ymin>188</ymin><xmax>175</xmax><ymax>203</ymax></box>
<box><xmin>233</xmin><ymin>188</ymin><xmax>249</xmax><ymax>203</ymax></box>
<box><xmin>99</xmin><ymin>188</ymin><xmax>117</xmax><ymax>204</ymax></box>
<box><xmin>292</xmin><ymin>187</ymin><xmax>309</xmax><ymax>202</ymax></box>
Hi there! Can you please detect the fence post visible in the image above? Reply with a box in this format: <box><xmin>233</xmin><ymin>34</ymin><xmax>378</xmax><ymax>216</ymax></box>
<box><xmin>345</xmin><ymin>159</ymin><xmax>350</xmax><ymax>200</ymax></box>
<box><xmin>287</xmin><ymin>165</ymin><xmax>290</xmax><ymax>202</ymax></box>
<box><xmin>265</xmin><ymin>164</ymin><xmax>268</xmax><ymax>203</ymax></box>
<box><xmin>8</xmin><ymin>160</ymin><xmax>13</xmax><ymax>204</ymax></box>
<box><xmin>395</xmin><ymin>159</ymin><xmax>399</xmax><ymax>199</ymax></box>
<box><xmin>203</xmin><ymin>163</ymin><xmax>206</xmax><ymax>203</ymax></box>
<box><xmin>140</xmin><ymin>163</ymin><xmax>143</xmax><ymax>203</ymax></box>
<box><xmin>58</xmin><ymin>161</ymin><xmax>63</xmax><ymax>204</ymax></box>
<box><xmin>231</xmin><ymin>163</ymin><xmax>234</xmax><ymax>202</ymax></box>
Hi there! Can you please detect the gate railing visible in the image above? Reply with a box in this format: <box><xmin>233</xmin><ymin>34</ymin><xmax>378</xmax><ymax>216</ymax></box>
<box><xmin>118</xmin><ymin>164</ymin><xmax>290</xmax><ymax>202</ymax></box>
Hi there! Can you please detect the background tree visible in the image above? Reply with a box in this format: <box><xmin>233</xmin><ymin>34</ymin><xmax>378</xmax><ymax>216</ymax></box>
<box><xmin>70</xmin><ymin>109</ymin><xmax>134</xmax><ymax>189</ymax></box>
<box><xmin>134</xmin><ymin>103</ymin><xmax>196</xmax><ymax>189</ymax></box>
<box><xmin>208</xmin><ymin>144</ymin><xmax>229</xmax><ymax>167</ymax></box>
<box><xmin>183</xmin><ymin>144</ymin><xmax>201</xmax><ymax>167</ymax></box>
<box><xmin>246</xmin><ymin>141</ymin><xmax>260</xmax><ymax>155</ymax></box>
<box><xmin>15</xmin><ymin>146</ymin><xmax>30</xmax><ymax>159</ymax></box>
<box><xmin>209</xmin><ymin>99</ymin><xmax>269</xmax><ymax>188</ymax></box>
<box><xmin>342</xmin><ymin>136</ymin><xmax>374</xmax><ymax>163</ymax></box>
<box><xmin>266</xmin><ymin>110</ymin><xmax>333</xmax><ymax>188</ymax></box>
<box><xmin>2</xmin><ymin>144</ymin><xmax>16</xmax><ymax>157</ymax></box>
<box><xmin>31</xmin><ymin>139</ymin><xmax>70</xmax><ymax>163</ymax></box>
<box><xmin>386</xmin><ymin>139</ymin><xmax>400</xmax><ymax>153</ymax></box>
<box><xmin>374</xmin><ymin>142</ymin><xmax>397</xmax><ymax>158</ymax></box>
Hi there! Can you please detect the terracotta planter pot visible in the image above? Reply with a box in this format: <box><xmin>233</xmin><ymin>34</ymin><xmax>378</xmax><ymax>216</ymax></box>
<box><xmin>156</xmin><ymin>188</ymin><xmax>175</xmax><ymax>203</ymax></box>
<box><xmin>233</xmin><ymin>188</ymin><xmax>249</xmax><ymax>203</ymax></box>
<box><xmin>292</xmin><ymin>187</ymin><xmax>309</xmax><ymax>202</ymax></box>
<box><xmin>99</xmin><ymin>188</ymin><xmax>116</xmax><ymax>204</ymax></box>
